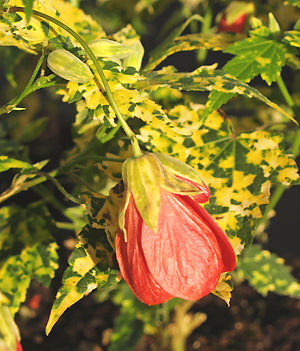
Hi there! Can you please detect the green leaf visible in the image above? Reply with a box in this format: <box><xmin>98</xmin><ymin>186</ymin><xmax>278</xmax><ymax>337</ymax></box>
<box><xmin>108</xmin><ymin>283</ymin><xmax>173</xmax><ymax>351</ymax></box>
<box><xmin>237</xmin><ymin>244</ymin><xmax>300</xmax><ymax>297</ymax></box>
<box><xmin>0</xmin><ymin>203</ymin><xmax>58</xmax><ymax>315</ymax></box>
<box><xmin>45</xmin><ymin>225</ymin><xmax>119</xmax><ymax>335</ymax></box>
<box><xmin>223</xmin><ymin>36</ymin><xmax>287</xmax><ymax>85</ymax></box>
<box><xmin>0</xmin><ymin>156</ymin><xmax>32</xmax><ymax>173</ymax></box>
<box><xmin>139</xmin><ymin>107</ymin><xmax>299</xmax><ymax>248</ymax></box>
<box><xmin>201</xmin><ymin>32</ymin><xmax>293</xmax><ymax>123</ymax></box>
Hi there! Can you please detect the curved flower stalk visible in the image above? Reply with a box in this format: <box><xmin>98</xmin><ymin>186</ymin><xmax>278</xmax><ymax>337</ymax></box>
<box><xmin>116</xmin><ymin>153</ymin><xmax>236</xmax><ymax>305</ymax></box>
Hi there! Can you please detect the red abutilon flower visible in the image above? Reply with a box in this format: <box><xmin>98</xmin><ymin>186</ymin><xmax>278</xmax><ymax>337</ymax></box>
<box><xmin>218</xmin><ymin>12</ymin><xmax>247</xmax><ymax>33</ymax></box>
<box><xmin>115</xmin><ymin>152</ymin><xmax>236</xmax><ymax>305</ymax></box>
<box><xmin>217</xmin><ymin>1</ymin><xmax>254</xmax><ymax>33</ymax></box>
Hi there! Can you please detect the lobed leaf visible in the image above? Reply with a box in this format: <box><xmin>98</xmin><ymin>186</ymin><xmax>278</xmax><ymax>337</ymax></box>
<box><xmin>139</xmin><ymin>107</ymin><xmax>299</xmax><ymax>248</ymax></box>
<box><xmin>223</xmin><ymin>36</ymin><xmax>287</xmax><ymax>85</ymax></box>
<box><xmin>201</xmin><ymin>22</ymin><xmax>296</xmax><ymax>123</ymax></box>
<box><xmin>237</xmin><ymin>244</ymin><xmax>300</xmax><ymax>297</ymax></box>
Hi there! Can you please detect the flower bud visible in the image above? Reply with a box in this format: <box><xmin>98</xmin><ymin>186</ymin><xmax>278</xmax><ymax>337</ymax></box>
<box><xmin>47</xmin><ymin>49</ymin><xmax>94</xmax><ymax>83</ymax></box>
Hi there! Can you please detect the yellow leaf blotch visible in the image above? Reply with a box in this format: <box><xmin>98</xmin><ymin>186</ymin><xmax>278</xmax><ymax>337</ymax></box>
<box><xmin>255</xmin><ymin>56</ymin><xmax>271</xmax><ymax>67</ymax></box>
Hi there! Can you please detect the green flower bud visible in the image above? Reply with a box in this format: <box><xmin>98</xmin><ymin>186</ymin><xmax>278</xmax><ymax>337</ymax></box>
<box><xmin>47</xmin><ymin>49</ymin><xmax>94</xmax><ymax>83</ymax></box>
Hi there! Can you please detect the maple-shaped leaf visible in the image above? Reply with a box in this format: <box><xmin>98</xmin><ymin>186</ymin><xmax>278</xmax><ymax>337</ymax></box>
<box><xmin>237</xmin><ymin>244</ymin><xmax>300</xmax><ymax>297</ymax></box>
<box><xmin>200</xmin><ymin>20</ymin><xmax>295</xmax><ymax>122</ymax></box>
<box><xmin>139</xmin><ymin>106</ymin><xmax>299</xmax><ymax>248</ymax></box>
<box><xmin>223</xmin><ymin>36</ymin><xmax>287</xmax><ymax>85</ymax></box>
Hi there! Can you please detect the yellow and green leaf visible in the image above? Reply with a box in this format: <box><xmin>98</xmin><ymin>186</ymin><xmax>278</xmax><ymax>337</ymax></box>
<box><xmin>139</xmin><ymin>106</ymin><xmax>299</xmax><ymax>247</ymax></box>
<box><xmin>0</xmin><ymin>203</ymin><xmax>58</xmax><ymax>315</ymax></box>
<box><xmin>237</xmin><ymin>244</ymin><xmax>300</xmax><ymax>297</ymax></box>
<box><xmin>0</xmin><ymin>0</ymin><xmax>106</xmax><ymax>53</ymax></box>
<box><xmin>45</xmin><ymin>225</ymin><xmax>120</xmax><ymax>335</ymax></box>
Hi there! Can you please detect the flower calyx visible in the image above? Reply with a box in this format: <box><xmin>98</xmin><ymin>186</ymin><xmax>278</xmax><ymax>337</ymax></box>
<box><xmin>119</xmin><ymin>152</ymin><xmax>210</xmax><ymax>237</ymax></box>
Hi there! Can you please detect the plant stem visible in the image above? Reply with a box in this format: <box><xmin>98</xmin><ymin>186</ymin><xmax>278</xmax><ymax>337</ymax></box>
<box><xmin>35</xmin><ymin>171</ymin><xmax>83</xmax><ymax>204</ymax></box>
<box><xmin>0</xmin><ymin>53</ymin><xmax>45</xmax><ymax>115</ymax></box>
<box><xmin>197</xmin><ymin>1</ymin><xmax>212</xmax><ymax>63</ymax></box>
<box><xmin>4</xmin><ymin>6</ymin><xmax>143</xmax><ymax>157</ymax></box>
<box><xmin>258</xmin><ymin>75</ymin><xmax>299</xmax><ymax>229</ymax></box>
<box><xmin>276</xmin><ymin>75</ymin><xmax>295</xmax><ymax>109</ymax></box>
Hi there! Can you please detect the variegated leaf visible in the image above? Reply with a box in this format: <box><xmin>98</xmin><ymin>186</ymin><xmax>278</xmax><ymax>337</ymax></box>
<box><xmin>0</xmin><ymin>203</ymin><xmax>58</xmax><ymax>315</ymax></box>
<box><xmin>45</xmin><ymin>225</ymin><xmax>119</xmax><ymax>335</ymax></box>
<box><xmin>237</xmin><ymin>244</ymin><xmax>300</xmax><ymax>297</ymax></box>
<box><xmin>132</xmin><ymin>66</ymin><xmax>294</xmax><ymax>122</ymax></box>
<box><xmin>139</xmin><ymin>106</ymin><xmax>299</xmax><ymax>248</ymax></box>
<box><xmin>0</xmin><ymin>0</ymin><xmax>106</xmax><ymax>53</ymax></box>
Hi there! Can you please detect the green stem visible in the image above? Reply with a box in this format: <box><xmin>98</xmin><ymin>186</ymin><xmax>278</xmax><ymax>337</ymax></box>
<box><xmin>4</xmin><ymin>6</ymin><xmax>143</xmax><ymax>157</ymax></box>
<box><xmin>276</xmin><ymin>75</ymin><xmax>294</xmax><ymax>109</ymax></box>
<box><xmin>258</xmin><ymin>75</ymin><xmax>299</xmax><ymax>230</ymax></box>
<box><xmin>0</xmin><ymin>53</ymin><xmax>45</xmax><ymax>115</ymax></box>
<box><xmin>197</xmin><ymin>1</ymin><xmax>213</xmax><ymax>63</ymax></box>
<box><xmin>35</xmin><ymin>171</ymin><xmax>83</xmax><ymax>204</ymax></box>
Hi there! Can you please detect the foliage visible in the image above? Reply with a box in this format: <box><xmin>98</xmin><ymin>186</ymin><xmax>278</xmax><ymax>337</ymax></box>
<box><xmin>0</xmin><ymin>0</ymin><xmax>299</xmax><ymax>349</ymax></box>
<box><xmin>237</xmin><ymin>244</ymin><xmax>300</xmax><ymax>297</ymax></box>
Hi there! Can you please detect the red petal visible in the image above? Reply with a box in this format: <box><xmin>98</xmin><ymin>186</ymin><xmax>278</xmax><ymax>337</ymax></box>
<box><xmin>175</xmin><ymin>175</ymin><xmax>210</xmax><ymax>203</ymax></box>
<box><xmin>16</xmin><ymin>339</ymin><xmax>23</xmax><ymax>351</ymax></box>
<box><xmin>116</xmin><ymin>194</ymin><xmax>173</xmax><ymax>305</ymax></box>
<box><xmin>140</xmin><ymin>189</ymin><xmax>236</xmax><ymax>300</ymax></box>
